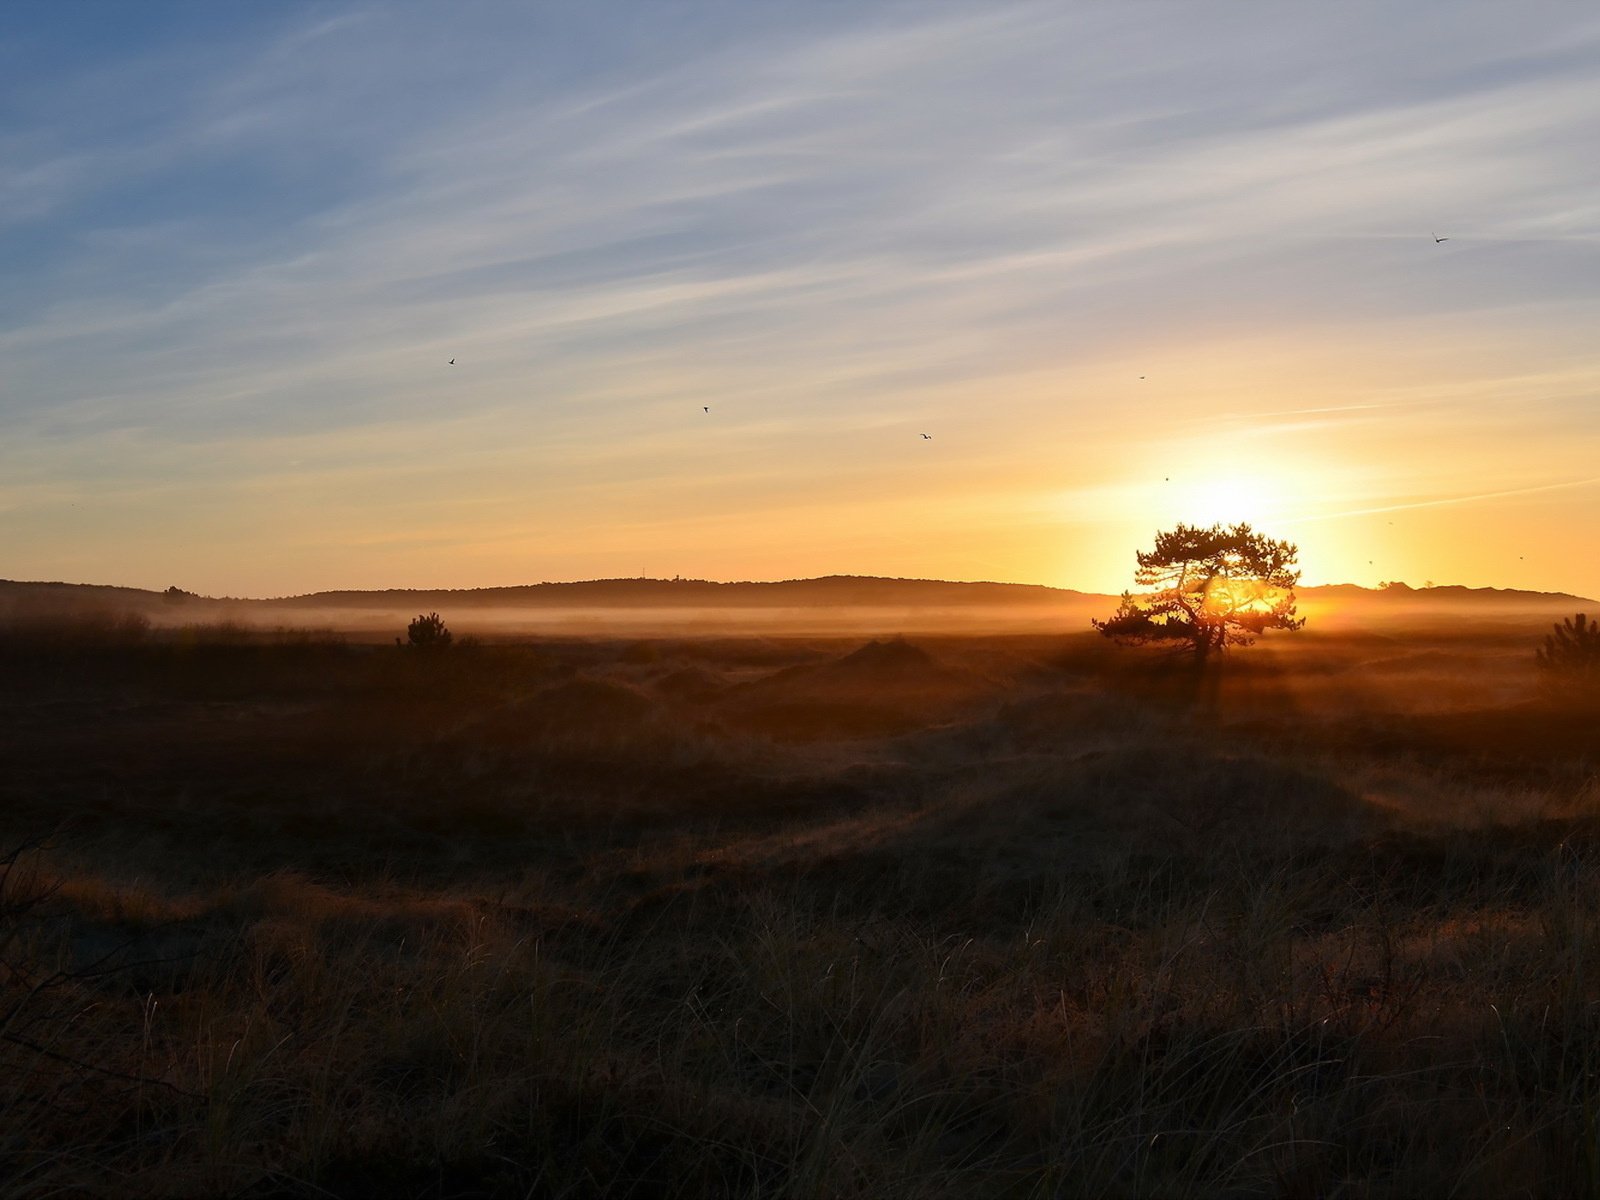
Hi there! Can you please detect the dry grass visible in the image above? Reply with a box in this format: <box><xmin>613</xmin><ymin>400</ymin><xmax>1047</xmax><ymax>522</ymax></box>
<box><xmin>2</xmin><ymin>622</ymin><xmax>1598</xmax><ymax>1197</ymax></box>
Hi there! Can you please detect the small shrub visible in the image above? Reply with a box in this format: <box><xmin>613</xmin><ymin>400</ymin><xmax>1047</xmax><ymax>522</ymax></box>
<box><xmin>406</xmin><ymin>612</ymin><xmax>453</xmax><ymax>650</ymax></box>
<box><xmin>1536</xmin><ymin>612</ymin><xmax>1600</xmax><ymax>698</ymax></box>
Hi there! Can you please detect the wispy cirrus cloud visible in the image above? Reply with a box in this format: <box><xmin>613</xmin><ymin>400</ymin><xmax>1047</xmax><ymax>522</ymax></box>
<box><xmin>2</xmin><ymin>1</ymin><xmax>1599</xmax><ymax>593</ymax></box>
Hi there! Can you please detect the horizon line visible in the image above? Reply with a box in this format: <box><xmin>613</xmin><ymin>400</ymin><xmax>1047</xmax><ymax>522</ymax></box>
<box><xmin>3</xmin><ymin>573</ymin><xmax>1595</xmax><ymax>607</ymax></box>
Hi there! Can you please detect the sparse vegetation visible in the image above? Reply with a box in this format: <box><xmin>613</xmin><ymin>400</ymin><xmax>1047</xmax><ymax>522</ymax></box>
<box><xmin>405</xmin><ymin>611</ymin><xmax>453</xmax><ymax>649</ymax></box>
<box><xmin>1536</xmin><ymin>612</ymin><xmax>1600</xmax><ymax>701</ymax></box>
<box><xmin>1</xmin><ymin>616</ymin><xmax>1597</xmax><ymax>1196</ymax></box>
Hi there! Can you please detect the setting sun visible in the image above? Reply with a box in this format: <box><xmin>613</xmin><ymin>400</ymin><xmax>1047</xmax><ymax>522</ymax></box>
<box><xmin>1177</xmin><ymin>475</ymin><xmax>1281</xmax><ymax>527</ymax></box>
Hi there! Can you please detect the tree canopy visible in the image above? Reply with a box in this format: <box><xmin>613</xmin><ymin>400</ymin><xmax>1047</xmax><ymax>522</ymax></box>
<box><xmin>1093</xmin><ymin>522</ymin><xmax>1304</xmax><ymax>662</ymax></box>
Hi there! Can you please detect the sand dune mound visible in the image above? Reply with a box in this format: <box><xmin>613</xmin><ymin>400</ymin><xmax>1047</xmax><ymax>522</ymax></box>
<box><xmin>527</xmin><ymin>677</ymin><xmax>657</xmax><ymax>728</ymax></box>
<box><xmin>722</xmin><ymin>638</ymin><xmax>986</xmax><ymax>739</ymax></box>
<box><xmin>650</xmin><ymin>665</ymin><xmax>728</xmax><ymax>703</ymax></box>
<box><xmin>748</xmin><ymin>638</ymin><xmax>968</xmax><ymax>696</ymax></box>
<box><xmin>831</xmin><ymin>636</ymin><xmax>941</xmax><ymax>675</ymax></box>
<box><xmin>1358</xmin><ymin>649</ymin><xmax>1476</xmax><ymax>673</ymax></box>
<box><xmin>466</xmin><ymin>677</ymin><xmax>664</xmax><ymax>749</ymax></box>
<box><xmin>830</xmin><ymin>743</ymin><xmax>1375</xmax><ymax>880</ymax></box>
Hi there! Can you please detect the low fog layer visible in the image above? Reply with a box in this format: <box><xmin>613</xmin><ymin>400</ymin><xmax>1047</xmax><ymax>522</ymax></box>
<box><xmin>1</xmin><ymin>576</ymin><xmax>1593</xmax><ymax>641</ymax></box>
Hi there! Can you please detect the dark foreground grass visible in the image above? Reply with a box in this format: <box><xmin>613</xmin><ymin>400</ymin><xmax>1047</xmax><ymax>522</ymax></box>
<box><xmin>3</xmin><ymin>627</ymin><xmax>1599</xmax><ymax>1197</ymax></box>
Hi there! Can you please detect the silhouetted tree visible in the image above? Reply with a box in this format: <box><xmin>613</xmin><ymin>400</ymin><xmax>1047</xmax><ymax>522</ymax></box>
<box><xmin>406</xmin><ymin>612</ymin><xmax>453</xmax><ymax>649</ymax></box>
<box><xmin>1536</xmin><ymin>613</ymin><xmax>1600</xmax><ymax>695</ymax></box>
<box><xmin>1093</xmin><ymin>522</ymin><xmax>1304</xmax><ymax>663</ymax></box>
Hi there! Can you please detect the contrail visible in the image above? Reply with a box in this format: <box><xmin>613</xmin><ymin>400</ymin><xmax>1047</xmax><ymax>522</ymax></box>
<box><xmin>1286</xmin><ymin>476</ymin><xmax>1600</xmax><ymax>525</ymax></box>
<box><xmin>1209</xmin><ymin>401</ymin><xmax>1387</xmax><ymax>422</ymax></box>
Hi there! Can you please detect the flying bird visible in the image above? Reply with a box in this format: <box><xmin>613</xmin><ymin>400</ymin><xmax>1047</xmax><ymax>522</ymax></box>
<box><xmin>448</xmin><ymin>358</ymin><xmax>455</xmax><ymax>365</ymax></box>
<box><xmin>703</xmin><ymin>406</ymin><xmax>709</xmax><ymax>413</ymax></box>
<box><xmin>1432</xmin><ymin>233</ymin><xmax>1449</xmax><ymax>243</ymax></box>
<box><xmin>920</xmin><ymin>433</ymin><xmax>932</xmax><ymax>440</ymax></box>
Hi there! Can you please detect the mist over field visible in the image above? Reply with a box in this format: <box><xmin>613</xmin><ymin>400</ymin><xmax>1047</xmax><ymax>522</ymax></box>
<box><xmin>2</xmin><ymin>574</ymin><xmax>1592</xmax><ymax>639</ymax></box>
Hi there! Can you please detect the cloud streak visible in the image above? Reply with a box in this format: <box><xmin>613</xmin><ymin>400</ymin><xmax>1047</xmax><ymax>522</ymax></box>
<box><xmin>2</xmin><ymin>1</ymin><xmax>1599</xmax><ymax>594</ymax></box>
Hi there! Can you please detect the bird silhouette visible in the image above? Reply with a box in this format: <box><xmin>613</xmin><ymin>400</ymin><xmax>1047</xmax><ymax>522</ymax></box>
<box><xmin>1432</xmin><ymin>233</ymin><xmax>1449</xmax><ymax>243</ymax></box>
<box><xmin>448</xmin><ymin>358</ymin><xmax>455</xmax><ymax>365</ymax></box>
<box><xmin>703</xmin><ymin>406</ymin><xmax>709</xmax><ymax>413</ymax></box>
<box><xmin>920</xmin><ymin>433</ymin><xmax>932</xmax><ymax>440</ymax></box>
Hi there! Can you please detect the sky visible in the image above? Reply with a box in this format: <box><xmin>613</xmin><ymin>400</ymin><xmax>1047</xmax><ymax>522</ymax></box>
<box><xmin>3</xmin><ymin>1</ymin><xmax>1599</xmax><ymax>599</ymax></box>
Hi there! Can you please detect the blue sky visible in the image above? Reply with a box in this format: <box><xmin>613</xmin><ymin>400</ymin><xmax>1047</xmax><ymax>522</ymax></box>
<box><xmin>3</xmin><ymin>2</ymin><xmax>1599</xmax><ymax>596</ymax></box>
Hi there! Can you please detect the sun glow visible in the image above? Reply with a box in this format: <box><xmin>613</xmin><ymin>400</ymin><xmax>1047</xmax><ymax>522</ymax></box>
<box><xmin>1198</xmin><ymin>575</ymin><xmax>1287</xmax><ymax>617</ymax></box>
<box><xmin>1179</xmin><ymin>474</ymin><xmax>1280</xmax><ymax>527</ymax></box>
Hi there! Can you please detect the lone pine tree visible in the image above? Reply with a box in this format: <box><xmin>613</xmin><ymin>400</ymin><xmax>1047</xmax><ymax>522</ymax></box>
<box><xmin>1094</xmin><ymin>522</ymin><xmax>1304</xmax><ymax>663</ymax></box>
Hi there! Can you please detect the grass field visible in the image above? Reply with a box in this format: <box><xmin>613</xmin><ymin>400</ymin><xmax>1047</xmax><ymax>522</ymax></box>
<box><xmin>3</xmin><ymin>614</ymin><xmax>1598</xmax><ymax>1197</ymax></box>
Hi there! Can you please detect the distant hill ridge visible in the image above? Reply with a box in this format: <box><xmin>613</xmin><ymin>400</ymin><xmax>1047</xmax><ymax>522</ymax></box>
<box><xmin>265</xmin><ymin>575</ymin><xmax>1091</xmax><ymax>609</ymax></box>
<box><xmin>0</xmin><ymin>574</ymin><xmax>1592</xmax><ymax>612</ymax></box>
<box><xmin>1303</xmin><ymin>582</ymin><xmax>1595</xmax><ymax>606</ymax></box>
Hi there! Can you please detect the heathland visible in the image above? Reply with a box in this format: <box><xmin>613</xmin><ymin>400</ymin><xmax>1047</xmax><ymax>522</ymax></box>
<box><xmin>2</xmin><ymin>579</ymin><xmax>1598</xmax><ymax>1197</ymax></box>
